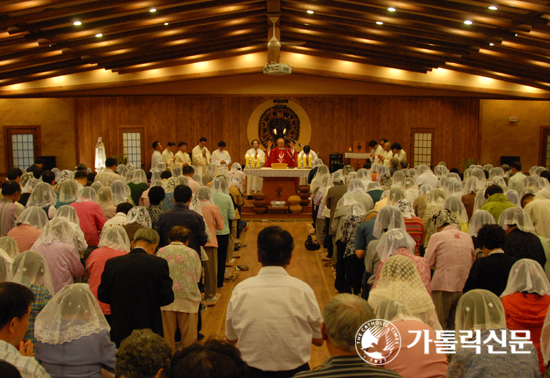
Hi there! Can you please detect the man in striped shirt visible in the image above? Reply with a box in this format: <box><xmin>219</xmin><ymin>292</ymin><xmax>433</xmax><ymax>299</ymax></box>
<box><xmin>295</xmin><ymin>294</ymin><xmax>402</xmax><ymax>378</ymax></box>
<box><xmin>0</xmin><ymin>181</ymin><xmax>24</xmax><ymax>237</ymax></box>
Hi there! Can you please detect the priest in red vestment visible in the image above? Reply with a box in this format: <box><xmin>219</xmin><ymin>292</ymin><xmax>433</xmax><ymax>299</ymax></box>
<box><xmin>265</xmin><ymin>138</ymin><xmax>298</xmax><ymax>167</ymax></box>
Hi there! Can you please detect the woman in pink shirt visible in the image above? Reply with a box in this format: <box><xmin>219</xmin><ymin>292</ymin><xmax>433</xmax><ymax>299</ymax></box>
<box><xmin>70</xmin><ymin>187</ymin><xmax>106</xmax><ymax>247</ymax></box>
<box><xmin>86</xmin><ymin>226</ymin><xmax>130</xmax><ymax>320</ymax></box>
<box><xmin>7</xmin><ymin>206</ymin><xmax>49</xmax><ymax>252</ymax></box>
<box><xmin>189</xmin><ymin>186</ymin><xmax>223</xmax><ymax>303</ymax></box>
<box><xmin>31</xmin><ymin>217</ymin><xmax>84</xmax><ymax>293</ymax></box>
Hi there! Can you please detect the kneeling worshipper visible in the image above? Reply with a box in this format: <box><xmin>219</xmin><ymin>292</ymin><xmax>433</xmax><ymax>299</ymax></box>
<box><xmin>375</xmin><ymin>299</ymin><xmax>449</xmax><ymax>378</ymax></box>
<box><xmin>7</xmin><ymin>206</ymin><xmax>49</xmax><ymax>252</ymax></box>
<box><xmin>368</xmin><ymin>255</ymin><xmax>442</xmax><ymax>330</ymax></box>
<box><xmin>31</xmin><ymin>217</ymin><xmax>84</xmax><ymax>293</ymax></box>
<box><xmin>447</xmin><ymin>289</ymin><xmax>541</xmax><ymax>378</ymax></box>
<box><xmin>372</xmin><ymin>228</ymin><xmax>431</xmax><ymax>295</ymax></box>
<box><xmin>70</xmin><ymin>187</ymin><xmax>106</xmax><ymax>249</ymax></box>
<box><xmin>26</xmin><ymin>182</ymin><xmax>58</xmax><ymax>219</ymax></box>
<box><xmin>54</xmin><ymin>205</ymin><xmax>88</xmax><ymax>258</ymax></box>
<box><xmin>265</xmin><ymin>138</ymin><xmax>298</xmax><ymax>167</ymax></box>
<box><xmin>500</xmin><ymin>259</ymin><xmax>550</xmax><ymax>375</ymax></box>
<box><xmin>35</xmin><ymin>284</ymin><xmax>116</xmax><ymax>378</ymax></box>
<box><xmin>85</xmin><ymin>226</ymin><xmax>131</xmax><ymax>321</ymax></box>
<box><xmin>11</xmin><ymin>251</ymin><xmax>54</xmax><ymax>350</ymax></box>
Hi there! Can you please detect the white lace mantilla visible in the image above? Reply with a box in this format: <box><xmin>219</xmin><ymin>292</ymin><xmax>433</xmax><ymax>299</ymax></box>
<box><xmin>244</xmin><ymin>168</ymin><xmax>311</xmax><ymax>178</ymax></box>
<box><xmin>35</xmin><ymin>324</ymin><xmax>107</xmax><ymax>345</ymax></box>
<box><xmin>344</xmin><ymin>153</ymin><xmax>370</xmax><ymax>159</ymax></box>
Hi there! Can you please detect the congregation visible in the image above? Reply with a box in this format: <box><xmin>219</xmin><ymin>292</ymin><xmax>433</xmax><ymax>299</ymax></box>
<box><xmin>1</xmin><ymin>136</ymin><xmax>550</xmax><ymax>378</ymax></box>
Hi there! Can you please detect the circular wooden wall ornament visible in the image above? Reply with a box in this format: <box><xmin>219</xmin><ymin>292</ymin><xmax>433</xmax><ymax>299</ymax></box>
<box><xmin>247</xmin><ymin>99</ymin><xmax>311</xmax><ymax>150</ymax></box>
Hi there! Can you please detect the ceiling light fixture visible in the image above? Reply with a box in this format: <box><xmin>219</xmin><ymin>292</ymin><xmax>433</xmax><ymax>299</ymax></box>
<box><xmin>515</xmin><ymin>33</ymin><xmax>518</xmax><ymax>36</ymax></box>
<box><xmin>95</xmin><ymin>33</ymin><xmax>102</xmax><ymax>37</ymax></box>
<box><xmin>388</xmin><ymin>7</ymin><xmax>396</xmax><ymax>12</ymax></box>
<box><xmin>376</xmin><ymin>21</ymin><xmax>384</xmax><ymax>25</ymax></box>
<box><xmin>306</xmin><ymin>10</ymin><xmax>314</xmax><ymax>14</ymax></box>
<box><xmin>464</xmin><ymin>20</ymin><xmax>473</xmax><ymax>25</ymax></box>
<box><xmin>488</xmin><ymin>6</ymin><xmax>498</xmax><ymax>10</ymax></box>
<box><xmin>73</xmin><ymin>21</ymin><xmax>82</xmax><ymax>26</ymax></box>
<box><xmin>149</xmin><ymin>8</ymin><xmax>156</xmax><ymax>12</ymax></box>
<box><xmin>164</xmin><ymin>22</ymin><xmax>169</xmax><ymax>25</ymax></box>
<box><xmin>490</xmin><ymin>42</ymin><xmax>494</xmax><ymax>46</ymax></box>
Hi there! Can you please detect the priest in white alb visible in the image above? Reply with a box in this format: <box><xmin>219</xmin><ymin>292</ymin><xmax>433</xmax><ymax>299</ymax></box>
<box><xmin>192</xmin><ymin>137</ymin><xmax>211</xmax><ymax>176</ymax></box>
<box><xmin>175</xmin><ymin>141</ymin><xmax>191</xmax><ymax>168</ymax></box>
<box><xmin>245</xmin><ymin>139</ymin><xmax>265</xmax><ymax>195</ymax></box>
<box><xmin>161</xmin><ymin>141</ymin><xmax>177</xmax><ymax>171</ymax></box>
<box><xmin>211</xmin><ymin>141</ymin><xmax>231</xmax><ymax>175</ymax></box>
<box><xmin>151</xmin><ymin>141</ymin><xmax>164</xmax><ymax>170</ymax></box>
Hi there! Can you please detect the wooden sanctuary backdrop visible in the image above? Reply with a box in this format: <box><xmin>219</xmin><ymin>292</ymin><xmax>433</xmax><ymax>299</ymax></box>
<box><xmin>75</xmin><ymin>96</ymin><xmax>480</xmax><ymax>170</ymax></box>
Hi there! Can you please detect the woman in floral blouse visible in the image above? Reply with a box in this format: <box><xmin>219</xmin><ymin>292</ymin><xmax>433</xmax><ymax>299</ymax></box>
<box><xmin>156</xmin><ymin>225</ymin><xmax>201</xmax><ymax>353</ymax></box>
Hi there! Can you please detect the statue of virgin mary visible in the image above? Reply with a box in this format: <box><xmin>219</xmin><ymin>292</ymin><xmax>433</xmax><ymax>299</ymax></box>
<box><xmin>95</xmin><ymin>137</ymin><xmax>106</xmax><ymax>172</ymax></box>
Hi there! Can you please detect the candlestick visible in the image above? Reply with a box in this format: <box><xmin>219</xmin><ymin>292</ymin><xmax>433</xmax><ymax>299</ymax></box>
<box><xmin>245</xmin><ymin>154</ymin><xmax>250</xmax><ymax>168</ymax></box>
<box><xmin>308</xmin><ymin>154</ymin><xmax>312</xmax><ymax>168</ymax></box>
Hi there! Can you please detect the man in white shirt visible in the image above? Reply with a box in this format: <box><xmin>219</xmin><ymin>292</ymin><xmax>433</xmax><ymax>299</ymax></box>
<box><xmin>151</xmin><ymin>141</ymin><xmax>165</xmax><ymax>170</ymax></box>
<box><xmin>226</xmin><ymin>226</ymin><xmax>323</xmax><ymax>376</ymax></box>
<box><xmin>378</xmin><ymin>142</ymin><xmax>393</xmax><ymax>167</ymax></box>
<box><xmin>175</xmin><ymin>142</ymin><xmax>191</xmax><ymax>169</ymax></box>
<box><xmin>182</xmin><ymin>166</ymin><xmax>200</xmax><ymax>193</ymax></box>
<box><xmin>192</xmin><ymin>137</ymin><xmax>211</xmax><ymax>177</ymax></box>
<box><xmin>161</xmin><ymin>142</ymin><xmax>177</xmax><ymax>171</ymax></box>
<box><xmin>0</xmin><ymin>282</ymin><xmax>51</xmax><ymax>378</ymax></box>
<box><xmin>211</xmin><ymin>141</ymin><xmax>231</xmax><ymax>175</ymax></box>
<box><xmin>391</xmin><ymin>142</ymin><xmax>407</xmax><ymax>163</ymax></box>
<box><xmin>507</xmin><ymin>161</ymin><xmax>526</xmax><ymax>194</ymax></box>
<box><xmin>297</xmin><ymin>145</ymin><xmax>318</xmax><ymax>168</ymax></box>
<box><xmin>245</xmin><ymin>139</ymin><xmax>265</xmax><ymax>196</ymax></box>
<box><xmin>94</xmin><ymin>158</ymin><xmax>123</xmax><ymax>187</ymax></box>
<box><xmin>103</xmin><ymin>203</ymin><xmax>133</xmax><ymax>229</ymax></box>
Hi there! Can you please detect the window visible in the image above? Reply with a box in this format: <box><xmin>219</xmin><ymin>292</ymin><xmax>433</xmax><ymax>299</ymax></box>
<box><xmin>410</xmin><ymin>128</ymin><xmax>434</xmax><ymax>168</ymax></box>
<box><xmin>4</xmin><ymin>126</ymin><xmax>41</xmax><ymax>170</ymax></box>
<box><xmin>118</xmin><ymin>126</ymin><xmax>145</xmax><ymax>169</ymax></box>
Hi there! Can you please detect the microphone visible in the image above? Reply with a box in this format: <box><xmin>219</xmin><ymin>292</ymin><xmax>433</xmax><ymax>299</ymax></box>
<box><xmin>286</xmin><ymin>137</ymin><xmax>302</xmax><ymax>147</ymax></box>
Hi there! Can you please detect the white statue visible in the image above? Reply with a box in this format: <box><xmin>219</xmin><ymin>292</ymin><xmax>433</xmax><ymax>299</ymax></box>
<box><xmin>95</xmin><ymin>137</ymin><xmax>106</xmax><ymax>172</ymax></box>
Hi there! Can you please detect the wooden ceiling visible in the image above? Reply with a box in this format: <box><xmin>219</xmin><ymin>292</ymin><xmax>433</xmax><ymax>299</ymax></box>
<box><xmin>0</xmin><ymin>0</ymin><xmax>549</xmax><ymax>91</ymax></box>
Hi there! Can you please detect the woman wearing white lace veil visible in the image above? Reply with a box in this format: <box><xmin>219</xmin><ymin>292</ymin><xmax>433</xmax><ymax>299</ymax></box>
<box><xmin>35</xmin><ymin>283</ymin><xmax>116</xmax><ymax>378</ymax></box>
<box><xmin>54</xmin><ymin>205</ymin><xmax>88</xmax><ymax>257</ymax></box>
<box><xmin>12</xmin><ymin>250</ymin><xmax>54</xmax><ymax>348</ymax></box>
<box><xmin>20</xmin><ymin>175</ymin><xmax>39</xmax><ymax>206</ymax></box>
<box><xmin>403</xmin><ymin>176</ymin><xmax>419</xmax><ymax>204</ymax></box>
<box><xmin>373</xmin><ymin>228</ymin><xmax>431</xmax><ymax>294</ymax></box>
<box><xmin>356</xmin><ymin>168</ymin><xmax>371</xmax><ymax>187</ymax></box>
<box><xmin>489</xmin><ymin>167</ymin><xmax>505</xmax><ymax>181</ymax></box>
<box><xmin>392</xmin><ymin>170</ymin><xmax>405</xmax><ymax>187</ymax></box>
<box><xmin>150</xmin><ymin>168</ymin><xmax>162</xmax><ymax>182</ymax></box>
<box><xmin>202</xmin><ymin>163</ymin><xmax>218</xmax><ymax>186</ymax></box>
<box><xmin>0</xmin><ymin>236</ymin><xmax>19</xmax><ymax>258</ymax></box>
<box><xmin>369</xmin><ymin>255</ymin><xmax>442</xmax><ymax>330</ymax></box>
<box><xmin>86</xmin><ymin>226</ymin><xmax>130</xmax><ymax>318</ymax></box>
<box><xmin>159</xmin><ymin>177</ymin><xmax>181</xmax><ymax>212</ymax></box>
<box><xmin>314</xmin><ymin>175</ymin><xmax>332</xmax><ymax>259</ymax></box>
<box><xmin>468</xmin><ymin>210</ymin><xmax>496</xmax><ymax>237</ymax></box>
<box><xmin>337</xmin><ymin>203</ymin><xmax>366</xmax><ymax>294</ymax></box>
<box><xmin>311</xmin><ymin>165</ymin><xmax>330</xmax><ymax>197</ymax></box>
<box><xmin>116</xmin><ymin>164</ymin><xmax>129</xmax><ymax>182</ymax></box>
<box><xmin>31</xmin><ymin>217</ymin><xmax>84</xmax><ymax>293</ymax></box>
<box><xmin>72</xmin><ymin>187</ymin><xmax>107</xmax><ymax>250</ymax></box>
<box><xmin>434</xmin><ymin>164</ymin><xmax>448</xmax><ymax>179</ymax></box>
<box><xmin>375</xmin><ymin>298</ymin><xmax>449</xmax><ymax>377</ymax></box>
<box><xmin>500</xmin><ymin>259</ymin><xmax>550</xmax><ymax>375</ymax></box>
<box><xmin>172</xmin><ymin>166</ymin><xmax>182</xmax><ymax>177</ymax></box>
<box><xmin>376</xmin><ymin>165</ymin><xmax>390</xmax><ymax>183</ymax></box>
<box><xmin>7</xmin><ymin>206</ymin><xmax>49</xmax><ymax>253</ymax></box>
<box><xmin>123</xmin><ymin>207</ymin><xmax>152</xmax><ymax>242</ymax></box>
<box><xmin>470</xmin><ymin>167</ymin><xmax>487</xmax><ymax>187</ymax></box>
<box><xmin>90</xmin><ymin>181</ymin><xmax>103</xmax><ymax>193</ymax></box>
<box><xmin>374</xmin><ymin>186</ymin><xmax>405</xmax><ymax>212</ymax></box>
<box><xmin>443</xmin><ymin>196</ymin><xmax>469</xmax><ymax>231</ymax></box>
<box><xmin>491</xmin><ymin>176</ymin><xmax>507</xmax><ymax>192</ymax></box>
<box><xmin>111</xmin><ymin>180</ymin><xmax>132</xmax><ymax>206</ymax></box>
<box><xmin>448</xmin><ymin>289</ymin><xmax>540</xmax><ymax>378</ymax></box>
<box><xmin>128</xmin><ymin>169</ymin><xmax>148</xmax><ymax>205</ymax></box>
<box><xmin>26</xmin><ymin>182</ymin><xmax>57</xmax><ymax>219</ymax></box>
<box><xmin>339</xmin><ymin>179</ymin><xmax>373</xmax><ymax>212</ymax></box>
<box><xmin>51</xmin><ymin>168</ymin><xmax>61</xmax><ymax>183</ymax></box>
<box><xmin>446</xmin><ymin>180</ymin><xmax>464</xmax><ymax>197</ymax></box>
<box><xmin>422</xmin><ymin>188</ymin><xmax>448</xmax><ymax>247</ymax></box>
<box><xmin>56</xmin><ymin>179</ymin><xmax>79</xmax><ymax>208</ymax></box>
<box><xmin>228</xmin><ymin>162</ymin><xmax>243</xmax><ymax>182</ymax></box>
<box><xmin>98</xmin><ymin>186</ymin><xmax>116</xmax><ymax>220</ymax></box>
<box><xmin>506</xmin><ymin>189</ymin><xmax>520</xmax><ymax>207</ymax></box>
<box><xmin>0</xmin><ymin>251</ymin><xmax>11</xmax><ymax>282</ymax></box>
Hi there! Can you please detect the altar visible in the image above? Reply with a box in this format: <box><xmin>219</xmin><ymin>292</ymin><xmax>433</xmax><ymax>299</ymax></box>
<box><xmin>244</xmin><ymin>168</ymin><xmax>311</xmax><ymax>204</ymax></box>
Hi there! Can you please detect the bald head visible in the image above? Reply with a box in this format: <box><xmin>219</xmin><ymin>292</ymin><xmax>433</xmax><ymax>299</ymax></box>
<box><xmin>277</xmin><ymin>138</ymin><xmax>285</xmax><ymax>148</ymax></box>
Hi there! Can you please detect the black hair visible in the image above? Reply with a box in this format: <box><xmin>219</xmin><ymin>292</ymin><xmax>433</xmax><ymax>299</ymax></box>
<box><xmin>450</xmin><ymin>167</ymin><xmax>460</xmax><ymax>174</ymax></box>
<box><xmin>170</xmin><ymin>339</ymin><xmax>249</xmax><ymax>378</ymax></box>
<box><xmin>1</xmin><ymin>181</ymin><xmax>21</xmax><ymax>196</ymax></box>
<box><xmin>477</xmin><ymin>224</ymin><xmax>506</xmax><ymax>250</ymax></box>
<box><xmin>251</xmin><ymin>139</ymin><xmax>260</xmax><ymax>146</ymax></box>
<box><xmin>303</xmin><ymin>145</ymin><xmax>311</xmax><ymax>154</ymax></box>
<box><xmin>152</xmin><ymin>141</ymin><xmax>160</xmax><ymax>149</ymax></box>
<box><xmin>148</xmin><ymin>186</ymin><xmax>166</xmax><ymax>206</ymax></box>
<box><xmin>0</xmin><ymin>360</ymin><xmax>22</xmax><ymax>378</ymax></box>
<box><xmin>161</xmin><ymin>170</ymin><xmax>172</xmax><ymax>179</ymax></box>
<box><xmin>174</xmin><ymin>185</ymin><xmax>193</xmax><ymax>203</ymax></box>
<box><xmin>41</xmin><ymin>170</ymin><xmax>56</xmax><ymax>185</ymax></box>
<box><xmin>178</xmin><ymin>141</ymin><xmax>187</xmax><ymax>147</ymax></box>
<box><xmin>218</xmin><ymin>141</ymin><xmax>226</xmax><ymax>147</ymax></box>
<box><xmin>76</xmin><ymin>163</ymin><xmax>87</xmax><ymax>171</ymax></box>
<box><xmin>257</xmin><ymin>225</ymin><xmax>294</xmax><ymax>266</ymax></box>
<box><xmin>182</xmin><ymin>166</ymin><xmax>194</xmax><ymax>175</ymax></box>
<box><xmin>484</xmin><ymin>184</ymin><xmax>504</xmax><ymax>199</ymax></box>
<box><xmin>167</xmin><ymin>141</ymin><xmax>176</xmax><ymax>147</ymax></box>
<box><xmin>74</xmin><ymin>171</ymin><xmax>88</xmax><ymax>180</ymax></box>
<box><xmin>521</xmin><ymin>193</ymin><xmax>535</xmax><ymax>208</ymax></box>
<box><xmin>146</xmin><ymin>171</ymin><xmax>152</xmax><ymax>181</ymax></box>
<box><xmin>168</xmin><ymin>226</ymin><xmax>192</xmax><ymax>244</ymax></box>
<box><xmin>511</xmin><ymin>161</ymin><xmax>521</xmax><ymax>171</ymax></box>
<box><xmin>7</xmin><ymin>168</ymin><xmax>23</xmax><ymax>180</ymax></box>
<box><xmin>0</xmin><ymin>282</ymin><xmax>34</xmax><ymax>330</ymax></box>
<box><xmin>380</xmin><ymin>138</ymin><xmax>388</xmax><ymax>143</ymax></box>
<box><xmin>363</xmin><ymin>162</ymin><xmax>372</xmax><ymax>169</ymax></box>
<box><xmin>116</xmin><ymin>202</ymin><xmax>134</xmax><ymax>214</ymax></box>
<box><xmin>87</xmin><ymin>172</ymin><xmax>97</xmax><ymax>182</ymax></box>
<box><xmin>368</xmin><ymin>140</ymin><xmax>377</xmax><ymax>148</ymax></box>
<box><xmin>199</xmin><ymin>137</ymin><xmax>207</xmax><ymax>142</ymax></box>
<box><xmin>105</xmin><ymin>157</ymin><xmax>117</xmax><ymax>168</ymax></box>
<box><xmin>34</xmin><ymin>158</ymin><xmax>44</xmax><ymax>165</ymax></box>
<box><xmin>541</xmin><ymin>170</ymin><xmax>550</xmax><ymax>183</ymax></box>
<box><xmin>391</xmin><ymin>142</ymin><xmax>402</xmax><ymax>150</ymax></box>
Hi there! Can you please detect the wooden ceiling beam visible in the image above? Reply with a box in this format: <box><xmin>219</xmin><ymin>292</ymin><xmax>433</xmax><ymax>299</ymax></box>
<box><xmin>452</xmin><ymin>55</ymin><xmax>550</xmax><ymax>83</ymax></box>
<box><xmin>0</xmin><ymin>0</ymin><xmax>84</xmax><ymax>15</ymax></box>
<box><xmin>0</xmin><ymin>64</ymin><xmax>96</xmax><ymax>87</ymax></box>
<box><xmin>0</xmin><ymin>57</ymin><xmax>87</xmax><ymax>80</ymax></box>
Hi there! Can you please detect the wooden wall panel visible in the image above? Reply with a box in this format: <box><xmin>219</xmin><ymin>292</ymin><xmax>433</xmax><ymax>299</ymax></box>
<box><xmin>75</xmin><ymin>96</ymin><xmax>480</xmax><ymax>171</ymax></box>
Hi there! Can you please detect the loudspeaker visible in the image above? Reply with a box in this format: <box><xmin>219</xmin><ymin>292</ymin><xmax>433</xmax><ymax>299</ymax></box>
<box><xmin>500</xmin><ymin>156</ymin><xmax>520</xmax><ymax>166</ymax></box>
<box><xmin>329</xmin><ymin>153</ymin><xmax>343</xmax><ymax>173</ymax></box>
<box><xmin>37</xmin><ymin>156</ymin><xmax>56</xmax><ymax>171</ymax></box>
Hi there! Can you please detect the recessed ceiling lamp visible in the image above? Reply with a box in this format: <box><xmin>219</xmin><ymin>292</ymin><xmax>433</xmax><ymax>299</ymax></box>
<box><xmin>388</xmin><ymin>7</ymin><xmax>396</xmax><ymax>12</ymax></box>
<box><xmin>149</xmin><ymin>8</ymin><xmax>157</xmax><ymax>12</ymax></box>
<box><xmin>164</xmin><ymin>22</ymin><xmax>169</xmax><ymax>25</ymax></box>
<box><xmin>306</xmin><ymin>10</ymin><xmax>314</xmax><ymax>14</ymax></box>
<box><xmin>489</xmin><ymin>42</ymin><xmax>494</xmax><ymax>46</ymax></box>
<box><xmin>464</xmin><ymin>20</ymin><xmax>473</xmax><ymax>25</ymax></box>
<box><xmin>515</xmin><ymin>33</ymin><xmax>518</xmax><ymax>36</ymax></box>
<box><xmin>376</xmin><ymin>21</ymin><xmax>384</xmax><ymax>25</ymax></box>
<box><xmin>488</xmin><ymin>6</ymin><xmax>498</xmax><ymax>10</ymax></box>
<box><xmin>73</xmin><ymin>21</ymin><xmax>82</xmax><ymax>26</ymax></box>
<box><xmin>95</xmin><ymin>33</ymin><xmax>102</xmax><ymax>37</ymax></box>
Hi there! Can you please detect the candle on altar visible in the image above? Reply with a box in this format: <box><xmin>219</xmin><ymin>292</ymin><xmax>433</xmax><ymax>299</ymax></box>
<box><xmin>301</xmin><ymin>155</ymin><xmax>305</xmax><ymax>168</ymax></box>
<box><xmin>256</xmin><ymin>155</ymin><xmax>261</xmax><ymax>168</ymax></box>
<box><xmin>308</xmin><ymin>154</ymin><xmax>312</xmax><ymax>168</ymax></box>
<box><xmin>245</xmin><ymin>154</ymin><xmax>250</xmax><ymax>168</ymax></box>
